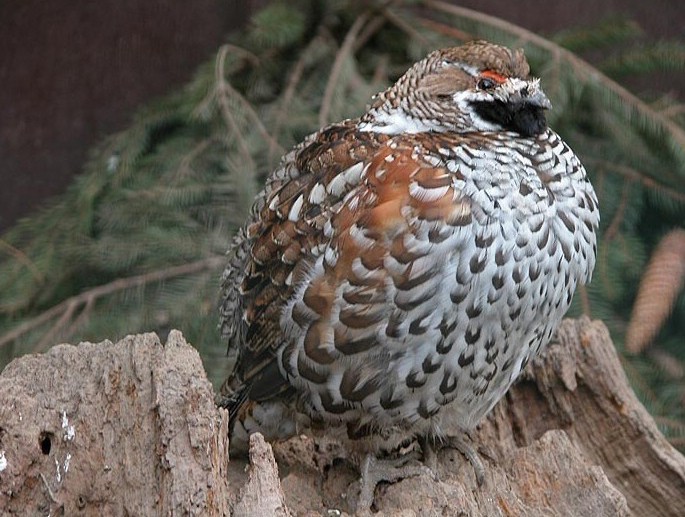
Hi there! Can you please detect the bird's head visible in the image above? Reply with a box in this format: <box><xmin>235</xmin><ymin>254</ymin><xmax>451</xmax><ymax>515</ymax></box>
<box><xmin>360</xmin><ymin>40</ymin><xmax>551</xmax><ymax>137</ymax></box>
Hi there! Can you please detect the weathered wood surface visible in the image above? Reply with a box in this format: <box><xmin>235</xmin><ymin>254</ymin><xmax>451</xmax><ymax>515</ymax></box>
<box><xmin>0</xmin><ymin>318</ymin><xmax>683</xmax><ymax>515</ymax></box>
<box><xmin>0</xmin><ymin>331</ymin><xmax>231</xmax><ymax>516</ymax></box>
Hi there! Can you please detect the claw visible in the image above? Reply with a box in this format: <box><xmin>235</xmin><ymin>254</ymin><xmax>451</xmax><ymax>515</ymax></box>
<box><xmin>355</xmin><ymin>451</ymin><xmax>433</xmax><ymax>512</ymax></box>
<box><xmin>422</xmin><ymin>434</ymin><xmax>486</xmax><ymax>485</ymax></box>
<box><xmin>447</xmin><ymin>434</ymin><xmax>486</xmax><ymax>485</ymax></box>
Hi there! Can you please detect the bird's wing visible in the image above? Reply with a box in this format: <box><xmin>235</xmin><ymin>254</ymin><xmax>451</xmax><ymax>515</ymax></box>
<box><xmin>220</xmin><ymin>127</ymin><xmax>481</xmax><ymax>413</ymax></box>
<box><xmin>219</xmin><ymin>121</ymin><xmax>392</xmax><ymax>399</ymax></box>
<box><xmin>275</xmin><ymin>136</ymin><xmax>477</xmax><ymax>417</ymax></box>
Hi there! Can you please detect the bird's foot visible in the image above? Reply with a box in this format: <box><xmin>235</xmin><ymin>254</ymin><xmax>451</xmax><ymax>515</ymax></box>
<box><xmin>354</xmin><ymin>450</ymin><xmax>435</xmax><ymax>513</ymax></box>
<box><xmin>421</xmin><ymin>433</ymin><xmax>486</xmax><ymax>485</ymax></box>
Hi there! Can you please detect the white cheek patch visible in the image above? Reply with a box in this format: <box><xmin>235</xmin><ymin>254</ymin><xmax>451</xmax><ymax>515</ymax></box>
<box><xmin>452</xmin><ymin>90</ymin><xmax>502</xmax><ymax>132</ymax></box>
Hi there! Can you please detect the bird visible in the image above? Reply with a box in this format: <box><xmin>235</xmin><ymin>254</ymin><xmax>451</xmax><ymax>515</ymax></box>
<box><xmin>218</xmin><ymin>40</ymin><xmax>599</xmax><ymax>511</ymax></box>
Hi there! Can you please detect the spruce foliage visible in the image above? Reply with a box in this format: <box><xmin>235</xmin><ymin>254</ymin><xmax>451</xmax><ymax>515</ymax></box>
<box><xmin>1</xmin><ymin>0</ymin><xmax>684</xmax><ymax>447</ymax></box>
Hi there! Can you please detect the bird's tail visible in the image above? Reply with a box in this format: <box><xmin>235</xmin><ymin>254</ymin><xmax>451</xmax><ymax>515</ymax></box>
<box><xmin>216</xmin><ymin>381</ymin><xmax>250</xmax><ymax>428</ymax></box>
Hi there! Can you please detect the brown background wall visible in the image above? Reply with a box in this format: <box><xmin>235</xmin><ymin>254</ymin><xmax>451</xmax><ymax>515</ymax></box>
<box><xmin>0</xmin><ymin>0</ymin><xmax>261</xmax><ymax>231</ymax></box>
<box><xmin>0</xmin><ymin>0</ymin><xmax>682</xmax><ymax>232</ymax></box>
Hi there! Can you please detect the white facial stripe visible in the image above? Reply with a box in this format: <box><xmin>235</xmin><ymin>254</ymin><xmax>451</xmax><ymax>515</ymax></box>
<box><xmin>454</xmin><ymin>63</ymin><xmax>479</xmax><ymax>76</ymax></box>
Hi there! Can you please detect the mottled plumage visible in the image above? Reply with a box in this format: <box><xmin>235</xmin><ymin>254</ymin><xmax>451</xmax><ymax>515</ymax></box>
<box><xmin>218</xmin><ymin>40</ymin><xmax>599</xmax><ymax>505</ymax></box>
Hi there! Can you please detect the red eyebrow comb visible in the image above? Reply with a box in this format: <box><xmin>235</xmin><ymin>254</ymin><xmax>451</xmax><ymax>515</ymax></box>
<box><xmin>480</xmin><ymin>70</ymin><xmax>507</xmax><ymax>83</ymax></box>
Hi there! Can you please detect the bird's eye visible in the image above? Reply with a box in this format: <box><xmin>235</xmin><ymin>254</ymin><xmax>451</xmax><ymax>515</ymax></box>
<box><xmin>477</xmin><ymin>70</ymin><xmax>507</xmax><ymax>90</ymax></box>
<box><xmin>477</xmin><ymin>77</ymin><xmax>496</xmax><ymax>90</ymax></box>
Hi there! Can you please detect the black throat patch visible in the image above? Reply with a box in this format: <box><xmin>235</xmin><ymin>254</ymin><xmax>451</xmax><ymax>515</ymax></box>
<box><xmin>471</xmin><ymin>100</ymin><xmax>547</xmax><ymax>137</ymax></box>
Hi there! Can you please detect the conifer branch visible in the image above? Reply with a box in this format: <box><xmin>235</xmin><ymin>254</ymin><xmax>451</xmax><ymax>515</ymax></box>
<box><xmin>586</xmin><ymin>158</ymin><xmax>685</xmax><ymax>203</ymax></box>
<box><xmin>177</xmin><ymin>138</ymin><xmax>215</xmax><ymax>179</ymax></box>
<box><xmin>648</xmin><ymin>349</ymin><xmax>685</xmax><ymax>380</ymax></box>
<box><xmin>269</xmin><ymin>32</ymin><xmax>327</xmax><ymax>165</ymax></box>
<box><xmin>604</xmin><ymin>178</ymin><xmax>633</xmax><ymax>242</ymax></box>
<box><xmin>660</xmin><ymin>103</ymin><xmax>685</xmax><ymax>118</ymax></box>
<box><xmin>214</xmin><ymin>47</ymin><xmax>254</xmax><ymax>170</ymax></box>
<box><xmin>620</xmin><ymin>357</ymin><xmax>661</xmax><ymax>407</ymax></box>
<box><xmin>218</xmin><ymin>57</ymin><xmax>283</xmax><ymax>155</ymax></box>
<box><xmin>37</xmin><ymin>298</ymin><xmax>79</xmax><ymax>351</ymax></box>
<box><xmin>213</xmin><ymin>45</ymin><xmax>283</xmax><ymax>167</ymax></box>
<box><xmin>352</xmin><ymin>1</ymin><xmax>408</xmax><ymax>53</ymax></box>
<box><xmin>594</xmin><ymin>173</ymin><xmax>619</xmax><ymax>302</ymax></box>
<box><xmin>218</xmin><ymin>43</ymin><xmax>260</xmax><ymax>66</ymax></box>
<box><xmin>655</xmin><ymin>416</ymin><xmax>685</xmax><ymax>432</ymax></box>
<box><xmin>416</xmin><ymin>17</ymin><xmax>474</xmax><ymax>42</ymax></box>
<box><xmin>353</xmin><ymin>15</ymin><xmax>387</xmax><ymax>53</ymax></box>
<box><xmin>319</xmin><ymin>11</ymin><xmax>371</xmax><ymax>127</ymax></box>
<box><xmin>380</xmin><ymin>8</ymin><xmax>430</xmax><ymax>46</ymax></box>
<box><xmin>63</xmin><ymin>296</ymin><xmax>95</xmax><ymax>345</ymax></box>
<box><xmin>0</xmin><ymin>257</ymin><xmax>224</xmax><ymax>349</ymax></box>
<box><xmin>0</xmin><ymin>238</ymin><xmax>44</xmax><ymax>283</ymax></box>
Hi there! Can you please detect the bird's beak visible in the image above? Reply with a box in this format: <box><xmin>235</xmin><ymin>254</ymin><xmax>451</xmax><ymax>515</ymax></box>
<box><xmin>524</xmin><ymin>89</ymin><xmax>552</xmax><ymax>110</ymax></box>
<box><xmin>512</xmin><ymin>79</ymin><xmax>552</xmax><ymax>110</ymax></box>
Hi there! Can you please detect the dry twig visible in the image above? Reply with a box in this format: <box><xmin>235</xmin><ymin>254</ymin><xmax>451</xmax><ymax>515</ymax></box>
<box><xmin>268</xmin><ymin>32</ymin><xmax>327</xmax><ymax>166</ymax></box>
<box><xmin>176</xmin><ymin>138</ymin><xmax>216</xmax><ymax>180</ymax></box>
<box><xmin>319</xmin><ymin>12</ymin><xmax>371</xmax><ymax>127</ymax></box>
<box><xmin>0</xmin><ymin>239</ymin><xmax>44</xmax><ymax>284</ymax></box>
<box><xmin>214</xmin><ymin>46</ymin><xmax>254</xmax><ymax>170</ymax></box>
<box><xmin>0</xmin><ymin>257</ymin><xmax>224</xmax><ymax>349</ymax></box>
<box><xmin>216</xmin><ymin>45</ymin><xmax>283</xmax><ymax>156</ymax></box>
<box><xmin>604</xmin><ymin>178</ymin><xmax>633</xmax><ymax>243</ymax></box>
<box><xmin>416</xmin><ymin>17</ymin><xmax>473</xmax><ymax>42</ymax></box>
<box><xmin>586</xmin><ymin>158</ymin><xmax>685</xmax><ymax>204</ymax></box>
<box><xmin>381</xmin><ymin>8</ymin><xmax>431</xmax><ymax>47</ymax></box>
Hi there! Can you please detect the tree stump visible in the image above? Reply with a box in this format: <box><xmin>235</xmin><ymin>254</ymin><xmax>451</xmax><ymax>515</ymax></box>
<box><xmin>0</xmin><ymin>318</ymin><xmax>683</xmax><ymax>515</ymax></box>
<box><xmin>0</xmin><ymin>331</ymin><xmax>231</xmax><ymax>515</ymax></box>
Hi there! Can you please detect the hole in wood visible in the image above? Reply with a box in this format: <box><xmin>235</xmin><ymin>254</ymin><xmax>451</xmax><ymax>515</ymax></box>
<box><xmin>39</xmin><ymin>432</ymin><xmax>52</xmax><ymax>455</ymax></box>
